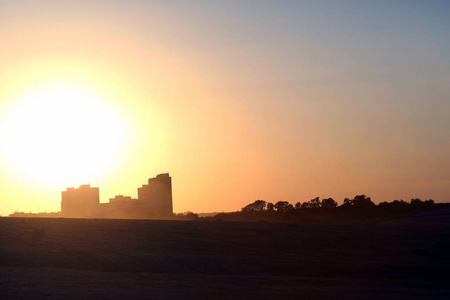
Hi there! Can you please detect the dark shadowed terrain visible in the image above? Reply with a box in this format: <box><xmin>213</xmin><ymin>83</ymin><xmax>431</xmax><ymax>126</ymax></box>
<box><xmin>1</xmin><ymin>208</ymin><xmax>450</xmax><ymax>299</ymax></box>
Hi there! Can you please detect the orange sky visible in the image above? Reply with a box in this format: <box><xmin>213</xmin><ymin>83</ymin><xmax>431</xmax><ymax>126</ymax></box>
<box><xmin>0</xmin><ymin>1</ymin><xmax>449</xmax><ymax>216</ymax></box>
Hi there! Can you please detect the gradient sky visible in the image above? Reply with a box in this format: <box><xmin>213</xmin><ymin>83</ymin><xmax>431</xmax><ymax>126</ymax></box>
<box><xmin>0</xmin><ymin>1</ymin><xmax>449</xmax><ymax>215</ymax></box>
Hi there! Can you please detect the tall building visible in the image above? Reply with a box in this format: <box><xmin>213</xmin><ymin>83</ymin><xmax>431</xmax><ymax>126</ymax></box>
<box><xmin>61</xmin><ymin>184</ymin><xmax>99</xmax><ymax>218</ymax></box>
<box><xmin>60</xmin><ymin>174</ymin><xmax>173</xmax><ymax>219</ymax></box>
<box><xmin>138</xmin><ymin>173</ymin><xmax>173</xmax><ymax>217</ymax></box>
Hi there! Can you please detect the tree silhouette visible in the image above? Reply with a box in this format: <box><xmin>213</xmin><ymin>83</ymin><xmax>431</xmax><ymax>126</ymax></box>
<box><xmin>299</xmin><ymin>197</ymin><xmax>321</xmax><ymax>209</ymax></box>
<box><xmin>301</xmin><ymin>201</ymin><xmax>311</xmax><ymax>209</ymax></box>
<box><xmin>310</xmin><ymin>197</ymin><xmax>321</xmax><ymax>208</ymax></box>
<box><xmin>343</xmin><ymin>194</ymin><xmax>375</xmax><ymax>209</ymax></box>
<box><xmin>232</xmin><ymin>194</ymin><xmax>436</xmax><ymax>223</ymax></box>
<box><xmin>321</xmin><ymin>198</ymin><xmax>337</xmax><ymax>208</ymax></box>
<box><xmin>353</xmin><ymin>194</ymin><xmax>375</xmax><ymax>208</ymax></box>
<box><xmin>242</xmin><ymin>200</ymin><xmax>266</xmax><ymax>212</ymax></box>
<box><xmin>410</xmin><ymin>198</ymin><xmax>423</xmax><ymax>206</ymax></box>
<box><xmin>342</xmin><ymin>197</ymin><xmax>352</xmax><ymax>207</ymax></box>
<box><xmin>275</xmin><ymin>201</ymin><xmax>292</xmax><ymax>212</ymax></box>
<box><xmin>185</xmin><ymin>212</ymin><xmax>200</xmax><ymax>220</ymax></box>
<box><xmin>391</xmin><ymin>200</ymin><xmax>408</xmax><ymax>208</ymax></box>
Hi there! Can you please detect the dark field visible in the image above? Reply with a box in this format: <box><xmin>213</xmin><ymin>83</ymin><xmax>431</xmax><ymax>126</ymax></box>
<box><xmin>1</xmin><ymin>210</ymin><xmax>450</xmax><ymax>299</ymax></box>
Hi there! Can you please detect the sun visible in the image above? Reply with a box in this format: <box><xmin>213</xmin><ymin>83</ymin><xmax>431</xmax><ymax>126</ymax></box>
<box><xmin>0</xmin><ymin>82</ymin><xmax>130</xmax><ymax>187</ymax></box>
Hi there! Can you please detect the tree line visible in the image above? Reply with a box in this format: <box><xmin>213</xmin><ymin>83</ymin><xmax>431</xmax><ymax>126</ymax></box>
<box><xmin>212</xmin><ymin>195</ymin><xmax>436</xmax><ymax>223</ymax></box>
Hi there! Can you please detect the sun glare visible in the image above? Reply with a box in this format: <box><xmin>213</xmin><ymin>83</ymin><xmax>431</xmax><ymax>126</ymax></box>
<box><xmin>0</xmin><ymin>82</ymin><xmax>129</xmax><ymax>187</ymax></box>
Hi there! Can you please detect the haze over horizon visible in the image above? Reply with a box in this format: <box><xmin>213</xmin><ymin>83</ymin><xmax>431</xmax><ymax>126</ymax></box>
<box><xmin>0</xmin><ymin>1</ymin><xmax>449</xmax><ymax>216</ymax></box>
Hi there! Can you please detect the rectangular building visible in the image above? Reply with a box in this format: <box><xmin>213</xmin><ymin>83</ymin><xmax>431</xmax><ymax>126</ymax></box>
<box><xmin>61</xmin><ymin>184</ymin><xmax>99</xmax><ymax>218</ymax></box>
<box><xmin>138</xmin><ymin>173</ymin><xmax>173</xmax><ymax>217</ymax></box>
<box><xmin>61</xmin><ymin>174</ymin><xmax>173</xmax><ymax>219</ymax></box>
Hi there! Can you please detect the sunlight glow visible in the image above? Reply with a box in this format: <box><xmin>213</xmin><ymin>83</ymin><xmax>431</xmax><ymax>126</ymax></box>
<box><xmin>0</xmin><ymin>82</ymin><xmax>129</xmax><ymax>187</ymax></box>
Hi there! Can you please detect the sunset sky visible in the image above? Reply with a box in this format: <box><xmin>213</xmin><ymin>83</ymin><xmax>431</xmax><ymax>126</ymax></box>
<box><xmin>0</xmin><ymin>1</ymin><xmax>449</xmax><ymax>216</ymax></box>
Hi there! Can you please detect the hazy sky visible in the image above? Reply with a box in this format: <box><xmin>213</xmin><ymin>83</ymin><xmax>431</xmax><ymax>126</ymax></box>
<box><xmin>0</xmin><ymin>1</ymin><xmax>449</xmax><ymax>215</ymax></box>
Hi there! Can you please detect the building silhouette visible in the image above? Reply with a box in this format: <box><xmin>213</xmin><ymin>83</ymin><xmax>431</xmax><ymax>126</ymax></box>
<box><xmin>60</xmin><ymin>174</ymin><xmax>173</xmax><ymax>219</ymax></box>
<box><xmin>61</xmin><ymin>185</ymin><xmax>99</xmax><ymax>218</ymax></box>
<box><xmin>138</xmin><ymin>173</ymin><xmax>173</xmax><ymax>216</ymax></box>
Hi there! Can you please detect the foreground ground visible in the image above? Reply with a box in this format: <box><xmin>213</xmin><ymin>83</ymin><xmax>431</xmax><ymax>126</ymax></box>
<box><xmin>0</xmin><ymin>209</ymin><xmax>449</xmax><ymax>299</ymax></box>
